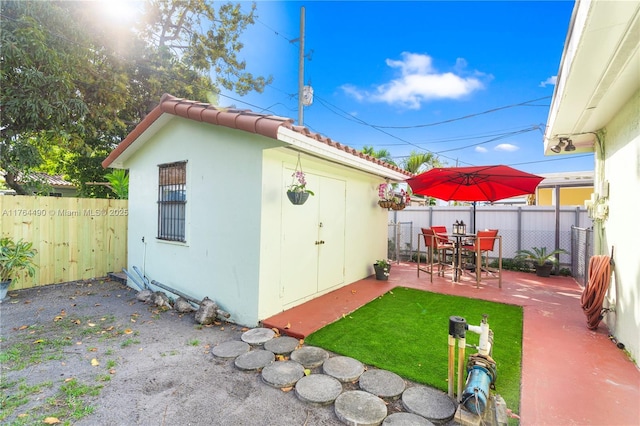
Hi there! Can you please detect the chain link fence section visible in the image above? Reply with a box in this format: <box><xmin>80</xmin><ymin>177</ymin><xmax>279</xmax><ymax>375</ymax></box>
<box><xmin>387</xmin><ymin>222</ymin><xmax>414</xmax><ymax>263</ymax></box>
<box><xmin>571</xmin><ymin>226</ymin><xmax>593</xmax><ymax>287</ymax></box>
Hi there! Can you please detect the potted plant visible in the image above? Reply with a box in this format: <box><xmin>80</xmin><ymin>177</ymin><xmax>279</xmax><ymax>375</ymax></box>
<box><xmin>287</xmin><ymin>169</ymin><xmax>314</xmax><ymax>205</ymax></box>
<box><xmin>391</xmin><ymin>189</ymin><xmax>409</xmax><ymax>210</ymax></box>
<box><xmin>0</xmin><ymin>237</ymin><xmax>37</xmax><ymax>301</ymax></box>
<box><xmin>515</xmin><ymin>247</ymin><xmax>568</xmax><ymax>277</ymax></box>
<box><xmin>373</xmin><ymin>259</ymin><xmax>391</xmax><ymax>281</ymax></box>
<box><xmin>377</xmin><ymin>183</ymin><xmax>396</xmax><ymax>209</ymax></box>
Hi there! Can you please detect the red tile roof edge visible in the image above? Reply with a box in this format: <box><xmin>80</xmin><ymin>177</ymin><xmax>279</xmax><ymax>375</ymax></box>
<box><xmin>103</xmin><ymin>94</ymin><xmax>412</xmax><ymax>177</ymax></box>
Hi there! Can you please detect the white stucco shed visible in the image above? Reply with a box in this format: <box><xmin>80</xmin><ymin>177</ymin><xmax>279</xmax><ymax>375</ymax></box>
<box><xmin>103</xmin><ymin>94</ymin><xmax>411</xmax><ymax>326</ymax></box>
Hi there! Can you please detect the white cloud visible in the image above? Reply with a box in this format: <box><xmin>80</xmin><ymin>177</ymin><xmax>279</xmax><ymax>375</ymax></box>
<box><xmin>475</xmin><ymin>146</ymin><xmax>488</xmax><ymax>153</ymax></box>
<box><xmin>495</xmin><ymin>144</ymin><xmax>519</xmax><ymax>152</ymax></box>
<box><xmin>539</xmin><ymin>76</ymin><xmax>557</xmax><ymax>87</ymax></box>
<box><xmin>341</xmin><ymin>84</ymin><xmax>364</xmax><ymax>101</ymax></box>
<box><xmin>342</xmin><ymin>52</ymin><xmax>489</xmax><ymax>109</ymax></box>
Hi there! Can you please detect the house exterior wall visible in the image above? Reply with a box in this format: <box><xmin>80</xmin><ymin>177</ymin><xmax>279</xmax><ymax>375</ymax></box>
<box><xmin>537</xmin><ymin>187</ymin><xmax>593</xmax><ymax>206</ymax></box>
<box><xmin>257</xmin><ymin>148</ymin><xmax>389</xmax><ymax>321</ymax></box>
<box><xmin>598</xmin><ymin>89</ymin><xmax>639</xmax><ymax>366</ymax></box>
<box><xmin>122</xmin><ymin>116</ymin><xmax>281</xmax><ymax>326</ymax></box>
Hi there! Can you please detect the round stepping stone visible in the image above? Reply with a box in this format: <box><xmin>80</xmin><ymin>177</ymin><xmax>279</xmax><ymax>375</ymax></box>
<box><xmin>295</xmin><ymin>374</ymin><xmax>343</xmax><ymax>406</ymax></box>
<box><xmin>211</xmin><ymin>340</ymin><xmax>250</xmax><ymax>359</ymax></box>
<box><xmin>261</xmin><ymin>360</ymin><xmax>305</xmax><ymax>388</ymax></box>
<box><xmin>323</xmin><ymin>356</ymin><xmax>365</xmax><ymax>383</ymax></box>
<box><xmin>383</xmin><ymin>412</ymin><xmax>435</xmax><ymax>425</ymax></box>
<box><xmin>290</xmin><ymin>346</ymin><xmax>329</xmax><ymax>368</ymax></box>
<box><xmin>359</xmin><ymin>369</ymin><xmax>406</xmax><ymax>399</ymax></box>
<box><xmin>241</xmin><ymin>327</ymin><xmax>275</xmax><ymax>345</ymax></box>
<box><xmin>264</xmin><ymin>336</ymin><xmax>300</xmax><ymax>355</ymax></box>
<box><xmin>402</xmin><ymin>386</ymin><xmax>456</xmax><ymax>424</ymax></box>
<box><xmin>334</xmin><ymin>390</ymin><xmax>387</xmax><ymax>426</ymax></box>
<box><xmin>234</xmin><ymin>349</ymin><xmax>275</xmax><ymax>371</ymax></box>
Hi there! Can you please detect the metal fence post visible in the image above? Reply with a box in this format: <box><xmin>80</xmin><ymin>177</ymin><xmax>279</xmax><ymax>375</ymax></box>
<box><xmin>517</xmin><ymin>206</ymin><xmax>523</xmax><ymax>252</ymax></box>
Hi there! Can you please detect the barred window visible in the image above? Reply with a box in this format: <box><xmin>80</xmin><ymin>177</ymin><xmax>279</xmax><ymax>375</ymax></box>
<box><xmin>158</xmin><ymin>161</ymin><xmax>186</xmax><ymax>242</ymax></box>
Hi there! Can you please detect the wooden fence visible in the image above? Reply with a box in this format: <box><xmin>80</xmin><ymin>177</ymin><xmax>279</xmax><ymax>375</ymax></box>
<box><xmin>0</xmin><ymin>196</ymin><xmax>128</xmax><ymax>290</ymax></box>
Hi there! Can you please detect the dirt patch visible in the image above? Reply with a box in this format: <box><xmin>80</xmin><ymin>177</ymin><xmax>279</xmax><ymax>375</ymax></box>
<box><xmin>0</xmin><ymin>279</ymin><xmax>339</xmax><ymax>425</ymax></box>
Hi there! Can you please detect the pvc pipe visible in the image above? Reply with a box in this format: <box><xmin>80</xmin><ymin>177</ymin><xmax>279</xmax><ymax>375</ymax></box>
<box><xmin>479</xmin><ymin>321</ymin><xmax>491</xmax><ymax>355</ymax></box>
<box><xmin>122</xmin><ymin>268</ymin><xmax>145</xmax><ymax>291</ymax></box>
<box><xmin>466</xmin><ymin>320</ymin><xmax>492</xmax><ymax>356</ymax></box>
<box><xmin>133</xmin><ymin>265</ymin><xmax>150</xmax><ymax>288</ymax></box>
<box><xmin>448</xmin><ymin>334</ymin><xmax>455</xmax><ymax>398</ymax></box>
<box><xmin>457</xmin><ymin>337</ymin><xmax>466</xmax><ymax>400</ymax></box>
<box><xmin>467</xmin><ymin>324</ymin><xmax>482</xmax><ymax>334</ymax></box>
<box><xmin>150</xmin><ymin>279</ymin><xmax>199</xmax><ymax>307</ymax></box>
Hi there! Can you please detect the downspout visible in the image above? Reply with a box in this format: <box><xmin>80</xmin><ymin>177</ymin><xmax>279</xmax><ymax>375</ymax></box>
<box><xmin>593</xmin><ymin>131</ymin><xmax>606</xmax><ymax>255</ymax></box>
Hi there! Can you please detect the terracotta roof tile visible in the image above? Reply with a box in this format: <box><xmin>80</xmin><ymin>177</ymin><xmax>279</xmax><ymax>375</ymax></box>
<box><xmin>103</xmin><ymin>94</ymin><xmax>412</xmax><ymax>177</ymax></box>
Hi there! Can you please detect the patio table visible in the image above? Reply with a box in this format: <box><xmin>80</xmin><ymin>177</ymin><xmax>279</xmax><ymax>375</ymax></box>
<box><xmin>447</xmin><ymin>233</ymin><xmax>476</xmax><ymax>282</ymax></box>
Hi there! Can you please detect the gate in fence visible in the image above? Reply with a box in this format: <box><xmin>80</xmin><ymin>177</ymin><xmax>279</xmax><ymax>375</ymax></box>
<box><xmin>571</xmin><ymin>226</ymin><xmax>593</xmax><ymax>287</ymax></box>
<box><xmin>387</xmin><ymin>222</ymin><xmax>414</xmax><ymax>263</ymax></box>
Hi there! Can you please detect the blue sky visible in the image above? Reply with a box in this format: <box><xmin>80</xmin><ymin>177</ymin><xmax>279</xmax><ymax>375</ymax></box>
<box><xmin>220</xmin><ymin>1</ymin><xmax>594</xmax><ymax>175</ymax></box>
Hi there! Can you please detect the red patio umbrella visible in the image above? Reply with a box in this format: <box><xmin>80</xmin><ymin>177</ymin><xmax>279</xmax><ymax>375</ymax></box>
<box><xmin>406</xmin><ymin>165</ymin><xmax>544</xmax><ymax>232</ymax></box>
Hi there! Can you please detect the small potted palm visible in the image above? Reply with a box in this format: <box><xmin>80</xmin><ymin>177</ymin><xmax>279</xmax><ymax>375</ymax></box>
<box><xmin>0</xmin><ymin>237</ymin><xmax>37</xmax><ymax>301</ymax></box>
<box><xmin>515</xmin><ymin>247</ymin><xmax>568</xmax><ymax>277</ymax></box>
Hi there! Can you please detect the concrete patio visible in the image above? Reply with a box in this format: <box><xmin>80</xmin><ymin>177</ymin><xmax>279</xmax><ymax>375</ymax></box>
<box><xmin>262</xmin><ymin>263</ymin><xmax>640</xmax><ymax>425</ymax></box>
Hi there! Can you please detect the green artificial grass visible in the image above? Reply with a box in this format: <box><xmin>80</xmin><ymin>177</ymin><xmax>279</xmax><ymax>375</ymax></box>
<box><xmin>305</xmin><ymin>287</ymin><xmax>523</xmax><ymax>416</ymax></box>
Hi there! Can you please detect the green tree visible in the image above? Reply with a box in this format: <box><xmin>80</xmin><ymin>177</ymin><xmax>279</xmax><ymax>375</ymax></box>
<box><xmin>401</xmin><ymin>151</ymin><xmax>442</xmax><ymax>174</ymax></box>
<box><xmin>0</xmin><ymin>1</ymin><xmax>90</xmax><ymax>194</ymax></box>
<box><xmin>104</xmin><ymin>170</ymin><xmax>129</xmax><ymax>199</ymax></box>
<box><xmin>137</xmin><ymin>0</ymin><xmax>271</xmax><ymax>97</ymax></box>
<box><xmin>362</xmin><ymin>145</ymin><xmax>397</xmax><ymax>166</ymax></box>
<box><xmin>1</xmin><ymin>0</ymin><xmax>271</xmax><ymax>196</ymax></box>
<box><xmin>401</xmin><ymin>151</ymin><xmax>443</xmax><ymax>205</ymax></box>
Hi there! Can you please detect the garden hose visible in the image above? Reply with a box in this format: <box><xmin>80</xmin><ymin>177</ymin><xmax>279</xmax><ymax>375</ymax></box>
<box><xmin>580</xmin><ymin>253</ymin><xmax>612</xmax><ymax>330</ymax></box>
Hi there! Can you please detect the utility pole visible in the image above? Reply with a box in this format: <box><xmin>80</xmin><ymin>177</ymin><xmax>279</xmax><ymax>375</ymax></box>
<box><xmin>297</xmin><ymin>6</ymin><xmax>305</xmax><ymax>126</ymax></box>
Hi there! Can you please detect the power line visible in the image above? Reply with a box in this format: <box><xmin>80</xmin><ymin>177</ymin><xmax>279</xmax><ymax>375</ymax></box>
<box><xmin>510</xmin><ymin>154</ymin><xmax>592</xmax><ymax>167</ymax></box>
<box><xmin>370</xmin><ymin>96</ymin><xmax>551</xmax><ymax>129</ymax></box>
<box><xmin>434</xmin><ymin>126</ymin><xmax>540</xmax><ymax>154</ymax></box>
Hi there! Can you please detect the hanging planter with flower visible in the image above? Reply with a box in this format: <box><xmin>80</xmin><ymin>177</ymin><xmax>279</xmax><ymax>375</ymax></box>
<box><xmin>378</xmin><ymin>183</ymin><xmax>410</xmax><ymax>210</ymax></box>
<box><xmin>391</xmin><ymin>189</ymin><xmax>410</xmax><ymax>210</ymax></box>
<box><xmin>378</xmin><ymin>182</ymin><xmax>396</xmax><ymax>209</ymax></box>
<box><xmin>287</xmin><ymin>154</ymin><xmax>315</xmax><ymax>205</ymax></box>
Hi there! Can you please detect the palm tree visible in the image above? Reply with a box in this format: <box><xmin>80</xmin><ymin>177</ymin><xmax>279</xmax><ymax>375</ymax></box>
<box><xmin>401</xmin><ymin>151</ymin><xmax>442</xmax><ymax>205</ymax></box>
<box><xmin>401</xmin><ymin>151</ymin><xmax>441</xmax><ymax>174</ymax></box>
<box><xmin>361</xmin><ymin>145</ymin><xmax>397</xmax><ymax>166</ymax></box>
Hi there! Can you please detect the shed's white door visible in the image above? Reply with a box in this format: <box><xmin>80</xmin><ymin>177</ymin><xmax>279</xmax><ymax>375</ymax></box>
<box><xmin>317</xmin><ymin>176</ymin><xmax>345</xmax><ymax>292</ymax></box>
<box><xmin>280</xmin><ymin>172</ymin><xmax>345</xmax><ymax>306</ymax></box>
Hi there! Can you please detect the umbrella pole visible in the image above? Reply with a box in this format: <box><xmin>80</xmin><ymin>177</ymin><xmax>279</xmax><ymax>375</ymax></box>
<box><xmin>473</xmin><ymin>202</ymin><xmax>476</xmax><ymax>234</ymax></box>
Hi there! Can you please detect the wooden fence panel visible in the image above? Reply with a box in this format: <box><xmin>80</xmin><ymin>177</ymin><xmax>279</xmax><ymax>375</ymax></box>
<box><xmin>0</xmin><ymin>196</ymin><xmax>128</xmax><ymax>290</ymax></box>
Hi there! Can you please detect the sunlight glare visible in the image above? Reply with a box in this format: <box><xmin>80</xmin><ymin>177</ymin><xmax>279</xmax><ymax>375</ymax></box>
<box><xmin>98</xmin><ymin>0</ymin><xmax>141</xmax><ymax>25</ymax></box>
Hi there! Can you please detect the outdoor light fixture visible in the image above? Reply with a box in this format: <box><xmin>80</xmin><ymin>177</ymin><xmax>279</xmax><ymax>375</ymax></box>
<box><xmin>551</xmin><ymin>137</ymin><xmax>575</xmax><ymax>153</ymax></box>
<box><xmin>551</xmin><ymin>138</ymin><xmax>566</xmax><ymax>153</ymax></box>
<box><xmin>564</xmin><ymin>139</ymin><xmax>576</xmax><ymax>152</ymax></box>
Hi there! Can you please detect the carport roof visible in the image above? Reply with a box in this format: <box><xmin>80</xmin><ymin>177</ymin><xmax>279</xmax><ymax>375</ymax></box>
<box><xmin>102</xmin><ymin>94</ymin><xmax>411</xmax><ymax>180</ymax></box>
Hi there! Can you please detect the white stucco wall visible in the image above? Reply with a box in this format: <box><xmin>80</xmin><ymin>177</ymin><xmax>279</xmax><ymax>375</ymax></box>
<box><xmin>123</xmin><ymin>117</ymin><xmax>281</xmax><ymax>326</ymax></box>
<box><xmin>257</xmin><ymin>148</ymin><xmax>390</xmax><ymax>321</ymax></box>
<box><xmin>598</xmin><ymin>89</ymin><xmax>640</xmax><ymax>366</ymax></box>
<box><xmin>120</xmin><ymin>114</ymin><xmax>396</xmax><ymax>327</ymax></box>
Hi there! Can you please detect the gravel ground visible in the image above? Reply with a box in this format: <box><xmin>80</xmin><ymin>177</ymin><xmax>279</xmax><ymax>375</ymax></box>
<box><xmin>0</xmin><ymin>278</ymin><xmax>341</xmax><ymax>425</ymax></box>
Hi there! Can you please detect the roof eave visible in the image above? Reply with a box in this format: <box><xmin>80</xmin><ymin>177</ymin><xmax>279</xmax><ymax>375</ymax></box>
<box><xmin>543</xmin><ymin>0</ymin><xmax>640</xmax><ymax>155</ymax></box>
<box><xmin>277</xmin><ymin>127</ymin><xmax>410</xmax><ymax>181</ymax></box>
